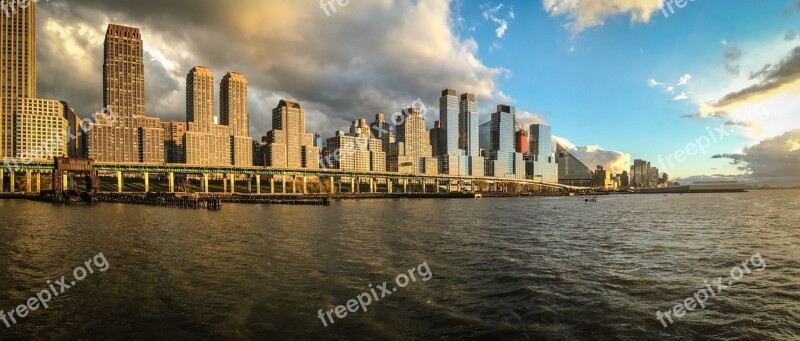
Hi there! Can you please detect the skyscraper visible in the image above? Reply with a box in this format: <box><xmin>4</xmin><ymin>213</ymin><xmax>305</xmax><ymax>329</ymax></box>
<box><xmin>439</xmin><ymin>89</ymin><xmax>459</xmax><ymax>155</ymax></box>
<box><xmin>388</xmin><ymin>108</ymin><xmax>435</xmax><ymax>174</ymax></box>
<box><xmin>221</xmin><ymin>72</ymin><xmax>252</xmax><ymax>166</ymax></box>
<box><xmin>86</xmin><ymin>24</ymin><xmax>164</xmax><ymax>163</ymax></box>
<box><xmin>1</xmin><ymin>2</ymin><xmax>36</xmax><ymax>158</ymax></box>
<box><xmin>263</xmin><ymin>99</ymin><xmax>319</xmax><ymax>169</ymax></box>
<box><xmin>527</xmin><ymin>124</ymin><xmax>558</xmax><ymax>183</ymax></box>
<box><xmin>220</xmin><ymin>72</ymin><xmax>248</xmax><ymax>137</ymax></box>
<box><xmin>186</xmin><ymin>66</ymin><xmax>215</xmax><ymax>130</ymax></box>
<box><xmin>459</xmin><ymin>93</ymin><xmax>483</xmax><ymax>176</ymax></box>
<box><xmin>104</xmin><ymin>24</ymin><xmax>145</xmax><ymax>118</ymax></box>
<box><xmin>489</xmin><ymin>105</ymin><xmax>517</xmax><ymax>177</ymax></box>
<box><xmin>429</xmin><ymin>120</ymin><xmax>444</xmax><ymax>157</ymax></box>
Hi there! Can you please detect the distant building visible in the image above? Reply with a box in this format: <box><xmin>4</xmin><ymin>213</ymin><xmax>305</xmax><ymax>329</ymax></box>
<box><xmin>12</xmin><ymin>98</ymin><xmax>69</xmax><ymax>160</ymax></box>
<box><xmin>323</xmin><ymin>130</ymin><xmax>385</xmax><ymax>172</ymax></box>
<box><xmin>162</xmin><ymin>121</ymin><xmax>186</xmax><ymax>163</ymax></box>
<box><xmin>515</xmin><ymin>129</ymin><xmax>529</xmax><ymax>155</ymax></box>
<box><xmin>593</xmin><ymin>166</ymin><xmax>615</xmax><ymax>189</ymax></box>
<box><xmin>526</xmin><ymin>124</ymin><xmax>558</xmax><ymax>183</ymax></box>
<box><xmin>184</xmin><ymin>66</ymin><xmax>230</xmax><ymax>166</ymax></box>
<box><xmin>620</xmin><ymin>170</ymin><xmax>630</xmax><ymax>188</ymax></box>
<box><xmin>220</xmin><ymin>72</ymin><xmax>252</xmax><ymax>166</ymax></box>
<box><xmin>557</xmin><ymin>144</ymin><xmax>594</xmax><ymax>187</ymax></box>
<box><xmin>631</xmin><ymin>159</ymin><xmax>652</xmax><ymax>188</ymax></box>
<box><xmin>489</xmin><ymin>105</ymin><xmax>521</xmax><ymax>178</ymax></box>
<box><xmin>430</xmin><ymin>120</ymin><xmax>444</xmax><ymax>157</ymax></box>
<box><xmin>370</xmin><ymin>113</ymin><xmax>393</xmax><ymax>154</ymax></box>
<box><xmin>387</xmin><ymin>108</ymin><xmax>433</xmax><ymax>174</ymax></box>
<box><xmin>262</xmin><ymin>99</ymin><xmax>319</xmax><ymax>169</ymax></box>
<box><xmin>479</xmin><ymin>121</ymin><xmax>491</xmax><ymax>155</ymax></box>
<box><xmin>85</xmin><ymin>24</ymin><xmax>164</xmax><ymax>164</ymax></box>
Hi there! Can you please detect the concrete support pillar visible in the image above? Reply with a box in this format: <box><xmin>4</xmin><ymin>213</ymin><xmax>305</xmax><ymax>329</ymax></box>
<box><xmin>143</xmin><ymin>172</ymin><xmax>150</xmax><ymax>193</ymax></box>
<box><xmin>248</xmin><ymin>176</ymin><xmax>252</xmax><ymax>193</ymax></box>
<box><xmin>282</xmin><ymin>176</ymin><xmax>287</xmax><ymax>194</ymax></box>
<box><xmin>270</xmin><ymin>177</ymin><xmax>276</xmax><ymax>194</ymax></box>
<box><xmin>116</xmin><ymin>171</ymin><xmax>123</xmax><ymax>193</ymax></box>
<box><xmin>229</xmin><ymin>174</ymin><xmax>235</xmax><ymax>194</ymax></box>
<box><xmin>25</xmin><ymin>170</ymin><xmax>31</xmax><ymax>193</ymax></box>
<box><xmin>9</xmin><ymin>173</ymin><xmax>14</xmax><ymax>193</ymax></box>
<box><xmin>302</xmin><ymin>176</ymin><xmax>307</xmax><ymax>195</ymax></box>
<box><xmin>350</xmin><ymin>177</ymin><xmax>355</xmax><ymax>194</ymax></box>
<box><xmin>329</xmin><ymin>177</ymin><xmax>335</xmax><ymax>194</ymax></box>
<box><xmin>403</xmin><ymin>179</ymin><xmax>408</xmax><ymax>193</ymax></box>
<box><xmin>436</xmin><ymin>179</ymin><xmax>441</xmax><ymax>193</ymax></box>
<box><xmin>369</xmin><ymin>178</ymin><xmax>375</xmax><ymax>193</ymax></box>
<box><xmin>0</xmin><ymin>168</ymin><xmax>4</xmax><ymax>192</ymax></box>
<box><xmin>223</xmin><ymin>174</ymin><xmax>228</xmax><ymax>193</ymax></box>
<box><xmin>256</xmin><ymin>175</ymin><xmax>261</xmax><ymax>194</ymax></box>
<box><xmin>168</xmin><ymin>172</ymin><xmax>175</xmax><ymax>193</ymax></box>
<box><xmin>337</xmin><ymin>179</ymin><xmax>342</xmax><ymax>193</ymax></box>
<box><xmin>203</xmin><ymin>174</ymin><xmax>209</xmax><ymax>193</ymax></box>
<box><xmin>35</xmin><ymin>172</ymin><xmax>41</xmax><ymax>193</ymax></box>
<box><xmin>387</xmin><ymin>179</ymin><xmax>392</xmax><ymax>193</ymax></box>
<box><xmin>291</xmin><ymin>176</ymin><xmax>296</xmax><ymax>194</ymax></box>
<box><xmin>62</xmin><ymin>174</ymin><xmax>69</xmax><ymax>191</ymax></box>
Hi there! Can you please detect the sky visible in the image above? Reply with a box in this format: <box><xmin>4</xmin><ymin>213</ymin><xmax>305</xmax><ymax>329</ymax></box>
<box><xmin>34</xmin><ymin>0</ymin><xmax>800</xmax><ymax>185</ymax></box>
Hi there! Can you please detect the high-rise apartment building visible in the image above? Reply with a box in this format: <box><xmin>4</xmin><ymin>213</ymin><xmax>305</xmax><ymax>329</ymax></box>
<box><xmin>323</xmin><ymin>130</ymin><xmax>385</xmax><ymax>172</ymax></box>
<box><xmin>186</xmin><ymin>66</ymin><xmax>215</xmax><ymax>131</ymax></box>
<box><xmin>388</xmin><ymin>108</ymin><xmax>435</xmax><ymax>174</ymax></box>
<box><xmin>220</xmin><ymin>72</ymin><xmax>252</xmax><ymax>166</ymax></box>
<box><xmin>220</xmin><ymin>72</ymin><xmax>248</xmax><ymax>136</ymax></box>
<box><xmin>86</xmin><ymin>24</ymin><xmax>164</xmax><ymax>163</ymax></box>
<box><xmin>262</xmin><ymin>99</ymin><xmax>319</xmax><ymax>169</ymax></box>
<box><xmin>1</xmin><ymin>2</ymin><xmax>36</xmax><ymax>158</ymax></box>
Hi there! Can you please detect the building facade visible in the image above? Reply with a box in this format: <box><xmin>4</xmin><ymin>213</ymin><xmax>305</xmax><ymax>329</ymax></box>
<box><xmin>86</xmin><ymin>24</ymin><xmax>164</xmax><ymax>163</ymax></box>
<box><xmin>12</xmin><ymin>98</ymin><xmax>68</xmax><ymax>160</ymax></box>
<box><xmin>0</xmin><ymin>2</ymin><xmax>36</xmax><ymax>158</ymax></box>
<box><xmin>262</xmin><ymin>99</ymin><xmax>319</xmax><ymax>169</ymax></box>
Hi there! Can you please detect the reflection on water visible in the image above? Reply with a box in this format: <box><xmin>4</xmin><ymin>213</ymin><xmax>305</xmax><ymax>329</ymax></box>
<box><xmin>0</xmin><ymin>191</ymin><xmax>798</xmax><ymax>339</ymax></box>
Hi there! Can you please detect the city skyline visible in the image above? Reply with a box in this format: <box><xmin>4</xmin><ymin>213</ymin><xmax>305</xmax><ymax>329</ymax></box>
<box><xmin>11</xmin><ymin>0</ymin><xmax>800</xmax><ymax>186</ymax></box>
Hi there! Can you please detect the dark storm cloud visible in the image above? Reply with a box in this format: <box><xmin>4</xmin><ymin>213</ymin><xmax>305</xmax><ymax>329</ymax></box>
<box><xmin>35</xmin><ymin>0</ymin><xmax>507</xmax><ymax>138</ymax></box>
<box><xmin>715</xmin><ymin>46</ymin><xmax>800</xmax><ymax>108</ymax></box>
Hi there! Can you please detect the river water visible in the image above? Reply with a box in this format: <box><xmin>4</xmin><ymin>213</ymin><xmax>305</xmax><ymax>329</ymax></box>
<box><xmin>0</xmin><ymin>191</ymin><xmax>798</xmax><ymax>340</ymax></box>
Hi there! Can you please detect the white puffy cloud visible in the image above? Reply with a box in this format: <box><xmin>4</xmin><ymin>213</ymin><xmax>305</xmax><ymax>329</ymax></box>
<box><xmin>542</xmin><ymin>0</ymin><xmax>665</xmax><ymax>33</ymax></box>
<box><xmin>553</xmin><ymin>136</ymin><xmax>632</xmax><ymax>174</ymax></box>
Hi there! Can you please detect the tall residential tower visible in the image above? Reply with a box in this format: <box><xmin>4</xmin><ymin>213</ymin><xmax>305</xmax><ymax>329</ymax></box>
<box><xmin>0</xmin><ymin>2</ymin><xmax>37</xmax><ymax>158</ymax></box>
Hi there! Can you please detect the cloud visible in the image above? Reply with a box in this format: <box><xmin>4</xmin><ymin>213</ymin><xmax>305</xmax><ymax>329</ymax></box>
<box><xmin>724</xmin><ymin>44</ymin><xmax>743</xmax><ymax>77</ymax></box>
<box><xmin>542</xmin><ymin>0</ymin><xmax>665</xmax><ymax>33</ymax></box>
<box><xmin>677</xmin><ymin>74</ymin><xmax>692</xmax><ymax>86</ymax></box>
<box><xmin>712</xmin><ymin>129</ymin><xmax>800</xmax><ymax>185</ymax></box>
<box><xmin>553</xmin><ymin>136</ymin><xmax>631</xmax><ymax>174</ymax></box>
<box><xmin>482</xmin><ymin>3</ymin><xmax>514</xmax><ymax>38</ymax></box>
<box><xmin>648</xmin><ymin>74</ymin><xmax>690</xmax><ymax>97</ymax></box>
<box><xmin>715</xmin><ymin>46</ymin><xmax>800</xmax><ymax>108</ymax></box>
<box><xmin>682</xmin><ymin>110</ymin><xmax>730</xmax><ymax>119</ymax></box>
<box><xmin>786</xmin><ymin>29</ymin><xmax>797</xmax><ymax>41</ymax></box>
<box><xmin>514</xmin><ymin>110</ymin><xmax>548</xmax><ymax>127</ymax></box>
<box><xmin>724</xmin><ymin>120</ymin><xmax>758</xmax><ymax>128</ymax></box>
<box><xmin>671</xmin><ymin>92</ymin><xmax>689</xmax><ymax>101</ymax></box>
<box><xmin>37</xmin><ymin>0</ymin><xmax>509</xmax><ymax>139</ymax></box>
